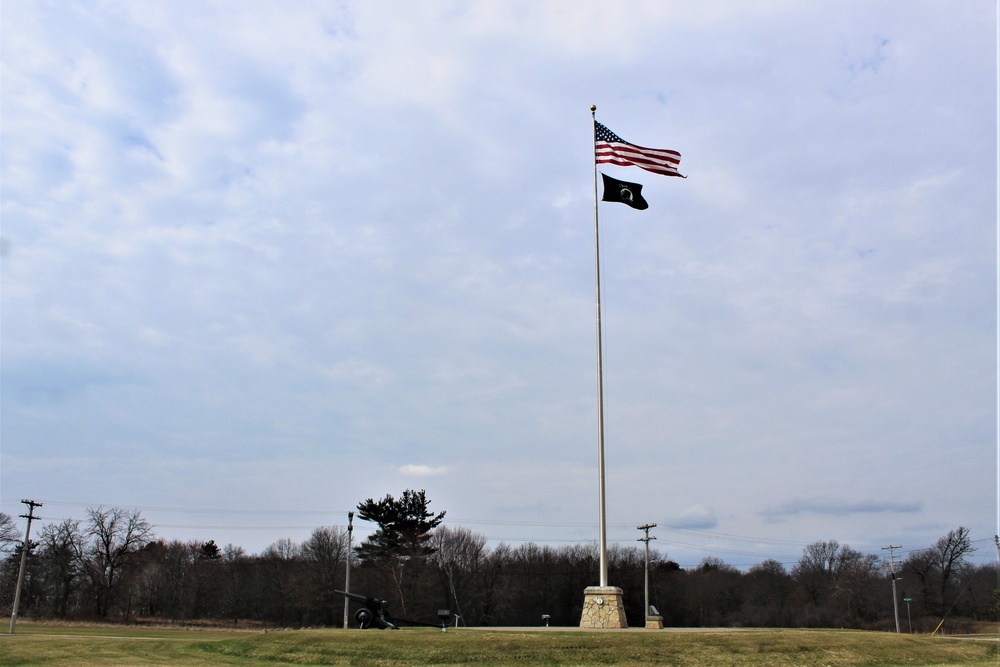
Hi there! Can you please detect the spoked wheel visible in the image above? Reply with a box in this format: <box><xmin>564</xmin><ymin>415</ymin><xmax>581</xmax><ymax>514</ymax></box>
<box><xmin>354</xmin><ymin>607</ymin><xmax>374</xmax><ymax>629</ymax></box>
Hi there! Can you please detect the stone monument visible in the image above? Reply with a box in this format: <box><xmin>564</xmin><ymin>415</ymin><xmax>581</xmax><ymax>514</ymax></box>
<box><xmin>579</xmin><ymin>586</ymin><xmax>627</xmax><ymax>628</ymax></box>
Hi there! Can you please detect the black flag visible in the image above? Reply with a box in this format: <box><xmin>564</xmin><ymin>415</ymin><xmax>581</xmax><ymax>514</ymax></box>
<box><xmin>601</xmin><ymin>172</ymin><xmax>648</xmax><ymax>210</ymax></box>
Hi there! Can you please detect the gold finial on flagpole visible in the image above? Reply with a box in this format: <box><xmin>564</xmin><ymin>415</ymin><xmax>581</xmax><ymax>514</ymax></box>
<box><xmin>590</xmin><ymin>104</ymin><xmax>596</xmax><ymax>112</ymax></box>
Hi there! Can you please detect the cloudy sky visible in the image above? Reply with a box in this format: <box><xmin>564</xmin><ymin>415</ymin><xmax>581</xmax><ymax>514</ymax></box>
<box><xmin>2</xmin><ymin>1</ymin><xmax>997</xmax><ymax>569</ymax></box>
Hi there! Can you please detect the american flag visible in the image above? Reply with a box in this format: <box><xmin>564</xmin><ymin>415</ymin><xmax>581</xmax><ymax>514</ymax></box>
<box><xmin>595</xmin><ymin>121</ymin><xmax>684</xmax><ymax>178</ymax></box>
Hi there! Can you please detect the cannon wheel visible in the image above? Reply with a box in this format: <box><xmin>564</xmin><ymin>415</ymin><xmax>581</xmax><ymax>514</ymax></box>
<box><xmin>354</xmin><ymin>607</ymin><xmax>374</xmax><ymax>629</ymax></box>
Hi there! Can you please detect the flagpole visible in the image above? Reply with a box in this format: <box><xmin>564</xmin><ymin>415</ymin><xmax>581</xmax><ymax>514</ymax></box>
<box><xmin>590</xmin><ymin>104</ymin><xmax>609</xmax><ymax>589</ymax></box>
<box><xmin>583</xmin><ymin>110</ymin><xmax>680</xmax><ymax>628</ymax></box>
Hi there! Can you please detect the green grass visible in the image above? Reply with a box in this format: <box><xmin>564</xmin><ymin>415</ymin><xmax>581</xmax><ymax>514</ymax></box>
<box><xmin>0</xmin><ymin>623</ymin><xmax>996</xmax><ymax>666</ymax></box>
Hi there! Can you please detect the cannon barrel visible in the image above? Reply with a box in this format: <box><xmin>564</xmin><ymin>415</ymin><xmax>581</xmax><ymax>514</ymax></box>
<box><xmin>333</xmin><ymin>589</ymin><xmax>369</xmax><ymax>603</ymax></box>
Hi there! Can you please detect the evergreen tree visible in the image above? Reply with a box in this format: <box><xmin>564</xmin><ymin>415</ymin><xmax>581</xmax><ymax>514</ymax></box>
<box><xmin>355</xmin><ymin>489</ymin><xmax>446</xmax><ymax>564</ymax></box>
<box><xmin>355</xmin><ymin>489</ymin><xmax>445</xmax><ymax>617</ymax></box>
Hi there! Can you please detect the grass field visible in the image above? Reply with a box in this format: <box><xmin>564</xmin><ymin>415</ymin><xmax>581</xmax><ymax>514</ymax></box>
<box><xmin>0</xmin><ymin>622</ymin><xmax>997</xmax><ymax>666</ymax></box>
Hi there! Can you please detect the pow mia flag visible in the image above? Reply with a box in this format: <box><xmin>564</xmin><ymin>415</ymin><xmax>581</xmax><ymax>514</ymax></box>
<box><xmin>601</xmin><ymin>172</ymin><xmax>648</xmax><ymax>210</ymax></box>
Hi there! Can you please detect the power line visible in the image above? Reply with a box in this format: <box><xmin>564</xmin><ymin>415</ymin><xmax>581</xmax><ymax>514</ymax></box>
<box><xmin>9</xmin><ymin>498</ymin><xmax>994</xmax><ymax>567</ymax></box>
<box><xmin>13</xmin><ymin>505</ymin><xmax>812</xmax><ymax>552</ymax></box>
<box><xmin>10</xmin><ymin>499</ymin><xmax>350</xmax><ymax>517</ymax></box>
<box><xmin>0</xmin><ymin>500</ymin><xmax>830</xmax><ymax>546</ymax></box>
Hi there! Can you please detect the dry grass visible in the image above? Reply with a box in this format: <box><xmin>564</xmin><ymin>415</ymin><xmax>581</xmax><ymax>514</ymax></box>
<box><xmin>0</xmin><ymin>623</ymin><xmax>996</xmax><ymax>666</ymax></box>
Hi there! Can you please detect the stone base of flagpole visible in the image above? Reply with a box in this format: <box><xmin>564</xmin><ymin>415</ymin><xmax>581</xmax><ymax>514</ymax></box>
<box><xmin>579</xmin><ymin>586</ymin><xmax>627</xmax><ymax>628</ymax></box>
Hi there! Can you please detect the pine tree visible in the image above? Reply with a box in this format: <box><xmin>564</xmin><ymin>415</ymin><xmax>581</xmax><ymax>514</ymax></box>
<box><xmin>355</xmin><ymin>489</ymin><xmax>446</xmax><ymax>564</ymax></box>
<box><xmin>355</xmin><ymin>489</ymin><xmax>446</xmax><ymax>617</ymax></box>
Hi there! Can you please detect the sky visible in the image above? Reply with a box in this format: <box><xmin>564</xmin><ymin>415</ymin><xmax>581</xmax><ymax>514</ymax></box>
<box><xmin>1</xmin><ymin>1</ymin><xmax>997</xmax><ymax>571</ymax></box>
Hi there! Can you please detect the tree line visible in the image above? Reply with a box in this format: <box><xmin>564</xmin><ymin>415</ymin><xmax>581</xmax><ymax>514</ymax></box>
<box><xmin>1</xmin><ymin>493</ymin><xmax>995</xmax><ymax>630</ymax></box>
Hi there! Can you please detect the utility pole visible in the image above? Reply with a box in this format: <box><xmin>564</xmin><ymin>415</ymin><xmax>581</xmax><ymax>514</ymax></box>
<box><xmin>637</xmin><ymin>523</ymin><xmax>657</xmax><ymax>622</ymax></box>
<box><xmin>993</xmin><ymin>535</ymin><xmax>999</xmax><ymax>562</ymax></box>
<box><xmin>882</xmin><ymin>545</ymin><xmax>902</xmax><ymax>634</ymax></box>
<box><xmin>9</xmin><ymin>500</ymin><xmax>42</xmax><ymax>634</ymax></box>
<box><xmin>343</xmin><ymin>511</ymin><xmax>354</xmax><ymax>629</ymax></box>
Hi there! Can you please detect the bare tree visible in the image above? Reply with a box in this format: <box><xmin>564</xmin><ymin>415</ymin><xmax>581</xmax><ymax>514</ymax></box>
<box><xmin>904</xmin><ymin>527</ymin><xmax>976</xmax><ymax>616</ymax></box>
<box><xmin>431</xmin><ymin>525</ymin><xmax>487</xmax><ymax>623</ymax></box>
<box><xmin>36</xmin><ymin>519</ymin><xmax>86</xmax><ymax>616</ymax></box>
<box><xmin>261</xmin><ymin>538</ymin><xmax>304</xmax><ymax>625</ymax></box>
<box><xmin>478</xmin><ymin>541</ymin><xmax>511</xmax><ymax>626</ymax></box>
<box><xmin>301</xmin><ymin>526</ymin><xmax>348</xmax><ymax>625</ymax></box>
<box><xmin>221</xmin><ymin>544</ymin><xmax>250</xmax><ymax>625</ymax></box>
<box><xmin>0</xmin><ymin>512</ymin><xmax>18</xmax><ymax>555</ymax></box>
<box><xmin>790</xmin><ymin>541</ymin><xmax>882</xmax><ymax>626</ymax></box>
<box><xmin>688</xmin><ymin>557</ymin><xmax>743</xmax><ymax>626</ymax></box>
<box><xmin>742</xmin><ymin>559</ymin><xmax>794</xmax><ymax>626</ymax></box>
<box><xmin>830</xmin><ymin>546</ymin><xmax>881</xmax><ymax>623</ymax></box>
<box><xmin>931</xmin><ymin>526</ymin><xmax>975</xmax><ymax>611</ymax></box>
<box><xmin>792</xmin><ymin>540</ymin><xmax>841</xmax><ymax>606</ymax></box>
<box><xmin>83</xmin><ymin>506</ymin><xmax>152</xmax><ymax>617</ymax></box>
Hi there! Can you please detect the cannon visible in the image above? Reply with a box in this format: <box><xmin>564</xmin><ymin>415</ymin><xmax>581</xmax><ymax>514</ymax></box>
<box><xmin>335</xmin><ymin>590</ymin><xmax>398</xmax><ymax>629</ymax></box>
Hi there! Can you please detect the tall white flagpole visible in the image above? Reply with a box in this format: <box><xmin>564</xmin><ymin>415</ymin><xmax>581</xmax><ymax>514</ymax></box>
<box><xmin>580</xmin><ymin>105</ymin><xmax>626</xmax><ymax>628</ymax></box>
<box><xmin>591</xmin><ymin>104</ymin><xmax>609</xmax><ymax>588</ymax></box>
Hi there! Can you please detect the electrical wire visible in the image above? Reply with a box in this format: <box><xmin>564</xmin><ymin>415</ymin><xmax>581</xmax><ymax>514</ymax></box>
<box><xmin>7</xmin><ymin>497</ymin><xmax>993</xmax><ymax>568</ymax></box>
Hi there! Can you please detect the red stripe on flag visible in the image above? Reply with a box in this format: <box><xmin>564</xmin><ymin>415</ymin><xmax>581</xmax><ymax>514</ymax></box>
<box><xmin>596</xmin><ymin>140</ymin><xmax>683</xmax><ymax>177</ymax></box>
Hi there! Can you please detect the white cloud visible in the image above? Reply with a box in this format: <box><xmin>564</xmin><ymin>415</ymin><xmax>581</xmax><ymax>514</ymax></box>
<box><xmin>399</xmin><ymin>465</ymin><xmax>450</xmax><ymax>478</ymax></box>
<box><xmin>1</xmin><ymin>0</ymin><xmax>993</xmax><ymax>564</ymax></box>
